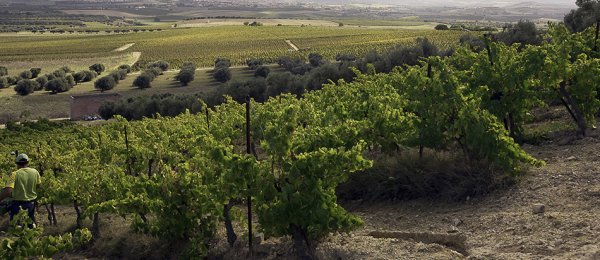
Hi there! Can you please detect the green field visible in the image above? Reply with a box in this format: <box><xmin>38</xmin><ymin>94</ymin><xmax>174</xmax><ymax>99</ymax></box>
<box><xmin>0</xmin><ymin>26</ymin><xmax>466</xmax><ymax>72</ymax></box>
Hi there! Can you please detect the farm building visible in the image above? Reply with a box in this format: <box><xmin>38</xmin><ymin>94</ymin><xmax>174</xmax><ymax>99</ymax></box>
<box><xmin>70</xmin><ymin>93</ymin><xmax>121</xmax><ymax>120</ymax></box>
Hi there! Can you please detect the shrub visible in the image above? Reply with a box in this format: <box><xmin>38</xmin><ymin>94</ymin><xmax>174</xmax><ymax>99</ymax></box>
<box><xmin>176</xmin><ymin>69</ymin><xmax>195</xmax><ymax>86</ymax></box>
<box><xmin>94</xmin><ymin>76</ymin><xmax>116</xmax><ymax>92</ymax></box>
<box><xmin>214</xmin><ymin>58</ymin><xmax>231</xmax><ymax>69</ymax></box>
<box><xmin>65</xmin><ymin>74</ymin><xmax>76</xmax><ymax>86</ymax></box>
<box><xmin>29</xmin><ymin>68</ymin><xmax>42</xmax><ymax>78</ymax></box>
<box><xmin>254</xmin><ymin>66</ymin><xmax>270</xmax><ymax>78</ymax></box>
<box><xmin>118</xmin><ymin>64</ymin><xmax>132</xmax><ymax>73</ymax></box>
<box><xmin>147</xmin><ymin>60</ymin><xmax>169</xmax><ymax>72</ymax></box>
<box><xmin>73</xmin><ymin>71</ymin><xmax>86</xmax><ymax>82</ymax></box>
<box><xmin>246</xmin><ymin>58</ymin><xmax>263</xmax><ymax>70</ymax></box>
<box><xmin>213</xmin><ymin>67</ymin><xmax>231</xmax><ymax>83</ymax></box>
<box><xmin>144</xmin><ymin>67</ymin><xmax>160</xmax><ymax>77</ymax></box>
<box><xmin>44</xmin><ymin>78</ymin><xmax>70</xmax><ymax>94</ymax></box>
<box><xmin>133</xmin><ymin>74</ymin><xmax>153</xmax><ymax>89</ymax></box>
<box><xmin>60</xmin><ymin>66</ymin><xmax>72</xmax><ymax>73</ymax></box>
<box><xmin>14</xmin><ymin>79</ymin><xmax>39</xmax><ymax>96</ymax></box>
<box><xmin>435</xmin><ymin>24</ymin><xmax>449</xmax><ymax>30</ymax></box>
<box><xmin>109</xmin><ymin>71</ymin><xmax>121</xmax><ymax>83</ymax></box>
<box><xmin>0</xmin><ymin>66</ymin><xmax>7</xmax><ymax>77</ymax></box>
<box><xmin>0</xmin><ymin>77</ymin><xmax>9</xmax><ymax>89</ymax></box>
<box><xmin>19</xmin><ymin>70</ymin><xmax>32</xmax><ymax>79</ymax></box>
<box><xmin>34</xmin><ymin>76</ymin><xmax>47</xmax><ymax>90</ymax></box>
<box><xmin>6</xmin><ymin>76</ymin><xmax>19</xmax><ymax>85</ymax></box>
<box><xmin>89</xmin><ymin>63</ymin><xmax>106</xmax><ymax>75</ymax></box>
<box><xmin>52</xmin><ymin>69</ymin><xmax>66</xmax><ymax>78</ymax></box>
<box><xmin>308</xmin><ymin>53</ymin><xmax>325</xmax><ymax>67</ymax></box>
<box><xmin>84</xmin><ymin>71</ymin><xmax>98</xmax><ymax>82</ymax></box>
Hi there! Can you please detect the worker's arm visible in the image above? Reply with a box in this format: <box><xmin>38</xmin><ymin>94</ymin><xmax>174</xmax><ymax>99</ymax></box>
<box><xmin>0</xmin><ymin>187</ymin><xmax>12</xmax><ymax>202</ymax></box>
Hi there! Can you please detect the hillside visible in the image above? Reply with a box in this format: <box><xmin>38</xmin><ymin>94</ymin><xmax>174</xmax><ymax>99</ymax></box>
<box><xmin>215</xmin><ymin>108</ymin><xmax>600</xmax><ymax>259</ymax></box>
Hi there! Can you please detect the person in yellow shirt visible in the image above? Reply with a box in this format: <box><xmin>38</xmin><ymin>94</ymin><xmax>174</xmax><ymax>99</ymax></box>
<box><xmin>0</xmin><ymin>153</ymin><xmax>41</xmax><ymax>227</ymax></box>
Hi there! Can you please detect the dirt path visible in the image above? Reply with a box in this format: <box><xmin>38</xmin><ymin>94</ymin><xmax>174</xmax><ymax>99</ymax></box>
<box><xmin>285</xmin><ymin>40</ymin><xmax>299</xmax><ymax>51</ymax></box>
<box><xmin>114</xmin><ymin>43</ymin><xmax>135</xmax><ymax>52</ymax></box>
<box><xmin>129</xmin><ymin>52</ymin><xmax>141</xmax><ymax>66</ymax></box>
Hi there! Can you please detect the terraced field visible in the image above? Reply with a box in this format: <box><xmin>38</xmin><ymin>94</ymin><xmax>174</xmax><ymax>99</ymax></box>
<box><xmin>0</xmin><ymin>26</ymin><xmax>467</xmax><ymax>72</ymax></box>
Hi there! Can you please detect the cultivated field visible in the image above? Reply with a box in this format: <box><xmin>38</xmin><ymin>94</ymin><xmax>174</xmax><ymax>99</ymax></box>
<box><xmin>178</xmin><ymin>18</ymin><xmax>340</xmax><ymax>27</ymax></box>
<box><xmin>0</xmin><ymin>26</ymin><xmax>466</xmax><ymax>70</ymax></box>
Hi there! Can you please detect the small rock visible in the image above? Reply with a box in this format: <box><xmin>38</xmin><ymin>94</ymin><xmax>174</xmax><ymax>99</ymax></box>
<box><xmin>253</xmin><ymin>232</ymin><xmax>264</xmax><ymax>244</ymax></box>
<box><xmin>554</xmin><ymin>239</ymin><xmax>564</xmax><ymax>247</ymax></box>
<box><xmin>447</xmin><ymin>226</ymin><xmax>459</xmax><ymax>233</ymax></box>
<box><xmin>533</xmin><ymin>204</ymin><xmax>546</xmax><ymax>214</ymax></box>
<box><xmin>452</xmin><ymin>218</ymin><xmax>463</xmax><ymax>226</ymax></box>
<box><xmin>565</xmin><ymin>156</ymin><xmax>577</xmax><ymax>161</ymax></box>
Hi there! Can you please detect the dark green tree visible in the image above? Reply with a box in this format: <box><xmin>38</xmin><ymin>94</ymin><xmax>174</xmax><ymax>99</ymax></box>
<box><xmin>14</xmin><ymin>79</ymin><xmax>39</xmax><ymax>96</ymax></box>
<box><xmin>564</xmin><ymin>0</ymin><xmax>600</xmax><ymax>51</ymax></box>
<box><xmin>133</xmin><ymin>74</ymin><xmax>152</xmax><ymax>89</ymax></box>
<box><xmin>94</xmin><ymin>76</ymin><xmax>116</xmax><ymax>92</ymax></box>
<box><xmin>29</xmin><ymin>68</ymin><xmax>42</xmax><ymax>78</ymax></box>
<box><xmin>19</xmin><ymin>70</ymin><xmax>32</xmax><ymax>79</ymax></box>
<box><xmin>435</xmin><ymin>24</ymin><xmax>449</xmax><ymax>30</ymax></box>
<box><xmin>44</xmin><ymin>78</ymin><xmax>70</xmax><ymax>94</ymax></box>
<box><xmin>89</xmin><ymin>64</ymin><xmax>106</xmax><ymax>75</ymax></box>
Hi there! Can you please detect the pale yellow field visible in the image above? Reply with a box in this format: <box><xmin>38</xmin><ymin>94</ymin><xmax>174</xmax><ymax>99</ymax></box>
<box><xmin>178</xmin><ymin>18</ymin><xmax>340</xmax><ymax>27</ymax></box>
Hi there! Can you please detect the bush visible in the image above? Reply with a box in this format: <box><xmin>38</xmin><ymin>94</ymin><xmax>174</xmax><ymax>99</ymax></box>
<box><xmin>60</xmin><ymin>66</ymin><xmax>72</xmax><ymax>73</ymax></box>
<box><xmin>308</xmin><ymin>53</ymin><xmax>325</xmax><ymax>67</ymax></box>
<box><xmin>143</xmin><ymin>67</ymin><xmax>159</xmax><ymax>78</ymax></box>
<box><xmin>14</xmin><ymin>79</ymin><xmax>39</xmax><ymax>96</ymax></box>
<box><xmin>0</xmin><ymin>66</ymin><xmax>7</xmax><ymax>77</ymax></box>
<box><xmin>34</xmin><ymin>76</ymin><xmax>47</xmax><ymax>90</ymax></box>
<box><xmin>147</xmin><ymin>60</ymin><xmax>169</xmax><ymax>72</ymax></box>
<box><xmin>0</xmin><ymin>77</ymin><xmax>9</xmax><ymax>89</ymax></box>
<box><xmin>254</xmin><ymin>66</ymin><xmax>270</xmax><ymax>78</ymax></box>
<box><xmin>176</xmin><ymin>69</ymin><xmax>195</xmax><ymax>86</ymax></box>
<box><xmin>496</xmin><ymin>20</ymin><xmax>541</xmax><ymax>46</ymax></box>
<box><xmin>73</xmin><ymin>71</ymin><xmax>86</xmax><ymax>82</ymax></box>
<box><xmin>118</xmin><ymin>64</ymin><xmax>132</xmax><ymax>73</ymax></box>
<box><xmin>19</xmin><ymin>70</ymin><xmax>32</xmax><ymax>79</ymax></box>
<box><xmin>65</xmin><ymin>74</ymin><xmax>76</xmax><ymax>87</ymax></box>
<box><xmin>213</xmin><ymin>67</ymin><xmax>231</xmax><ymax>83</ymax></box>
<box><xmin>52</xmin><ymin>69</ymin><xmax>66</xmax><ymax>78</ymax></box>
<box><xmin>109</xmin><ymin>71</ymin><xmax>121</xmax><ymax>83</ymax></box>
<box><xmin>6</xmin><ymin>76</ymin><xmax>19</xmax><ymax>85</ymax></box>
<box><xmin>133</xmin><ymin>74</ymin><xmax>153</xmax><ymax>89</ymax></box>
<box><xmin>214</xmin><ymin>58</ymin><xmax>231</xmax><ymax>69</ymax></box>
<box><xmin>435</xmin><ymin>24</ymin><xmax>449</xmax><ymax>30</ymax></box>
<box><xmin>29</xmin><ymin>68</ymin><xmax>42</xmax><ymax>78</ymax></box>
<box><xmin>89</xmin><ymin>63</ymin><xmax>106</xmax><ymax>75</ymax></box>
<box><xmin>94</xmin><ymin>76</ymin><xmax>116</xmax><ymax>92</ymax></box>
<box><xmin>246</xmin><ymin>58</ymin><xmax>263</xmax><ymax>70</ymax></box>
<box><xmin>44</xmin><ymin>78</ymin><xmax>70</xmax><ymax>94</ymax></box>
